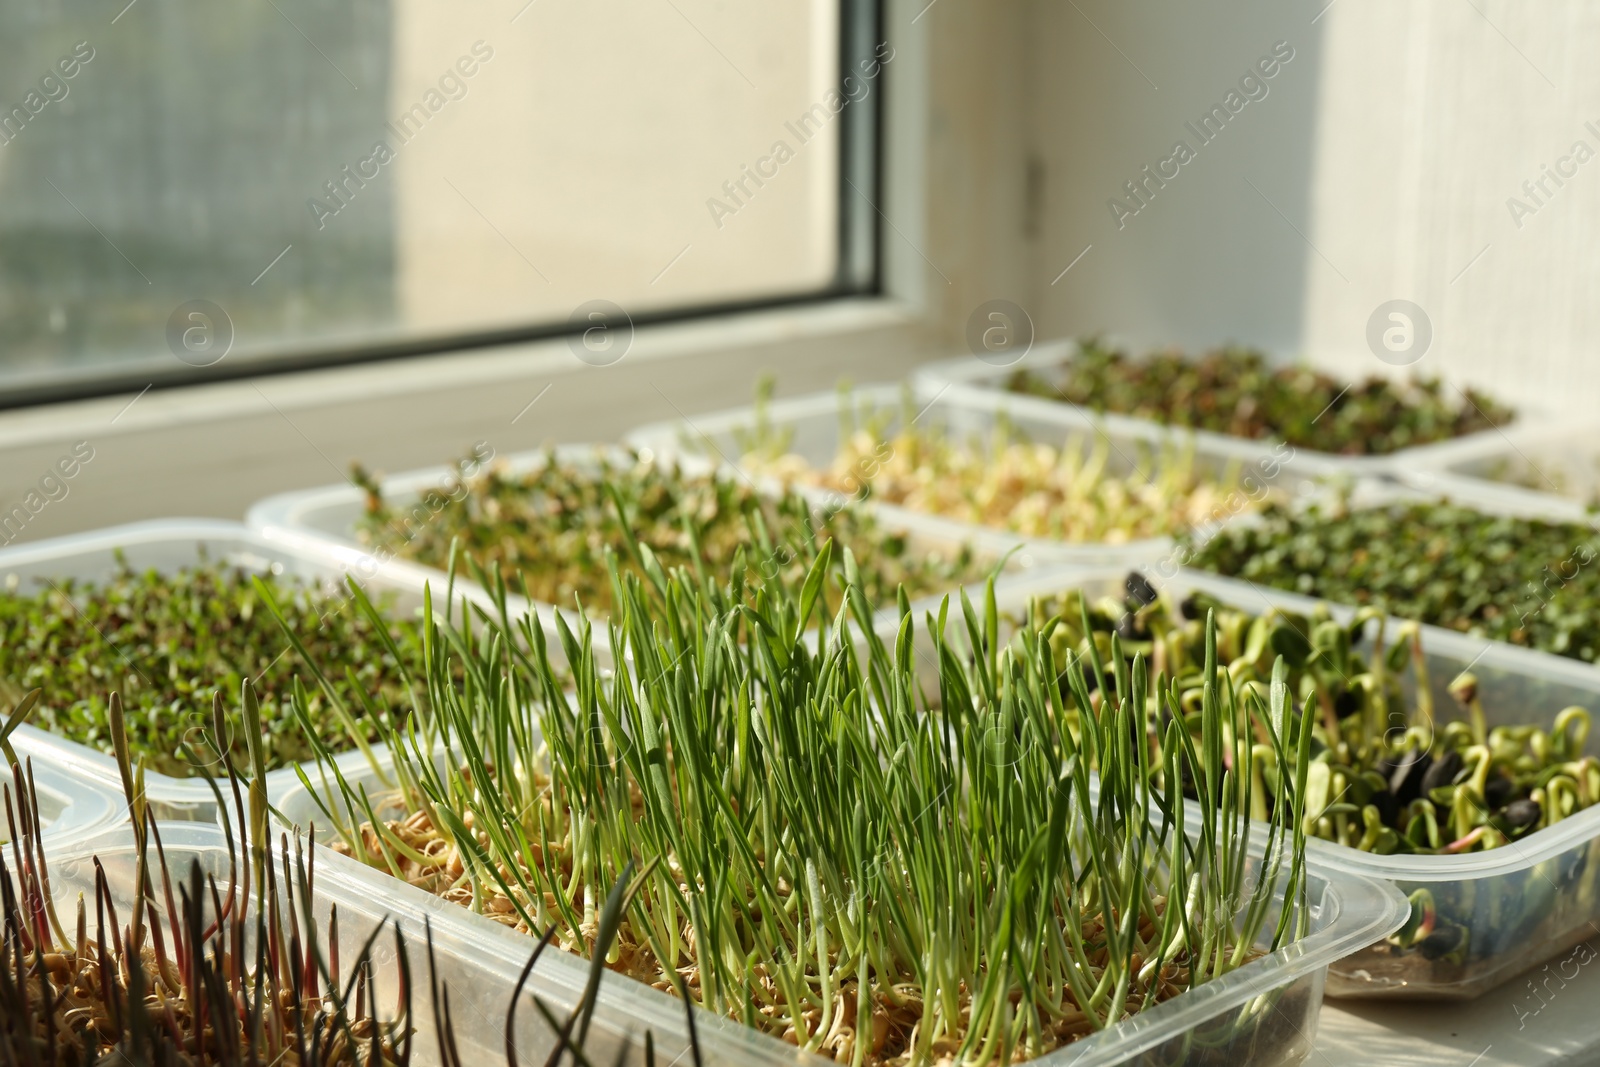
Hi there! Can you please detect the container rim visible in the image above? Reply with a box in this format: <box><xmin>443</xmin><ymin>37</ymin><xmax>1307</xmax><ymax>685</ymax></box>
<box><xmin>0</xmin><ymin>519</ymin><xmax>450</xmax><ymax>812</ymax></box>
<box><xmin>912</xmin><ymin>344</ymin><xmax>1548</xmax><ymax>478</ymax></box>
<box><xmin>620</xmin><ymin>382</ymin><xmax>1274</xmax><ymax>569</ymax></box>
<box><xmin>273</xmin><ymin>750</ymin><xmax>1407</xmax><ymax>1067</ymax></box>
<box><xmin>49</xmin><ymin>820</ymin><xmax>825</xmax><ymax>1067</ymax></box>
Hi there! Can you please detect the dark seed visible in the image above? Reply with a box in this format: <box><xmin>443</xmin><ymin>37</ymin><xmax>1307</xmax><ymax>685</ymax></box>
<box><xmin>1334</xmin><ymin>689</ymin><xmax>1363</xmax><ymax>720</ymax></box>
<box><xmin>1124</xmin><ymin>571</ymin><xmax>1158</xmax><ymax>607</ymax></box>
<box><xmin>1390</xmin><ymin>752</ymin><xmax>1432</xmax><ymax>806</ymax></box>
<box><xmin>1421</xmin><ymin>750</ymin><xmax>1463</xmax><ymax>797</ymax></box>
<box><xmin>1419</xmin><ymin>926</ymin><xmax>1464</xmax><ymax>960</ymax></box>
<box><xmin>1179</xmin><ymin>595</ymin><xmax>1202</xmax><ymax>621</ymax></box>
<box><xmin>1483</xmin><ymin>776</ymin><xmax>1514</xmax><ymax>811</ymax></box>
<box><xmin>1370</xmin><ymin>788</ymin><xmax>1399</xmax><ymax>829</ymax></box>
<box><xmin>1502</xmin><ymin>798</ymin><xmax>1541</xmax><ymax>830</ymax></box>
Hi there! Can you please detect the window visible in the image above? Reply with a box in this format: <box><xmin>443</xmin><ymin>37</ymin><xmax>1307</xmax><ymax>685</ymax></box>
<box><xmin>0</xmin><ymin>0</ymin><xmax>882</xmax><ymax>403</ymax></box>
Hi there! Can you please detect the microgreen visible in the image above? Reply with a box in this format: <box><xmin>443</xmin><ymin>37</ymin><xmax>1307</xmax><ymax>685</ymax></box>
<box><xmin>352</xmin><ymin>449</ymin><xmax>983</xmax><ymax>619</ymax></box>
<box><xmin>1006</xmin><ymin>338</ymin><xmax>1515</xmax><ymax>455</ymax></box>
<box><xmin>736</xmin><ymin>384</ymin><xmax>1257</xmax><ymax>545</ymax></box>
<box><xmin>1184</xmin><ymin>495</ymin><xmax>1600</xmax><ymax>664</ymax></box>
<box><xmin>0</xmin><ymin>689</ymin><xmax>414</xmax><ymax>1066</ymax></box>
<box><xmin>0</xmin><ymin>554</ymin><xmax>421</xmax><ymax>777</ymax></box>
<box><xmin>0</xmin><ymin>690</ymin><xmax>700</xmax><ymax>1067</ymax></box>
<box><xmin>1025</xmin><ymin>575</ymin><xmax>1600</xmax><ymax>983</ymax></box>
<box><xmin>297</xmin><ymin>549</ymin><xmax>1313</xmax><ymax>1066</ymax></box>
<box><xmin>1024</xmin><ymin>576</ymin><xmax>1598</xmax><ymax>857</ymax></box>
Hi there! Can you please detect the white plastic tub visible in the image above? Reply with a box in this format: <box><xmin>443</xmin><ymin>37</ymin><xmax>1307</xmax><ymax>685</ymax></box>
<box><xmin>978</xmin><ymin>563</ymin><xmax>1600</xmax><ymax>1001</ymax></box>
<box><xmin>274</xmin><ymin>752</ymin><xmax>1406</xmax><ymax>1067</ymax></box>
<box><xmin>914</xmin><ymin>341</ymin><xmax>1532</xmax><ymax>479</ymax></box>
<box><xmin>625</xmin><ymin>383</ymin><xmax>1316</xmax><ymax>573</ymax></box>
<box><xmin>0</xmin><ymin>519</ymin><xmax>515</xmax><ymax>822</ymax></box>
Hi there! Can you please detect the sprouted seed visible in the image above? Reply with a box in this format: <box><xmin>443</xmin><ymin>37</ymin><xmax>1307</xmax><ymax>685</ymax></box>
<box><xmin>0</xmin><ymin>555</ymin><xmax>420</xmax><ymax>778</ymax></box>
<box><xmin>1020</xmin><ymin>576</ymin><xmax>1600</xmax><ymax>973</ymax></box>
<box><xmin>0</xmin><ymin>688</ymin><xmax>702</xmax><ymax>1067</ymax></box>
<box><xmin>1021</xmin><ymin>576</ymin><xmax>1599</xmax><ymax>857</ymax></box>
<box><xmin>1183</xmin><ymin>495</ymin><xmax>1600</xmax><ymax>664</ymax></box>
<box><xmin>1004</xmin><ymin>338</ymin><xmax>1514</xmax><ymax>456</ymax></box>
<box><xmin>289</xmin><ymin>547</ymin><xmax>1315</xmax><ymax>1067</ymax></box>
<box><xmin>352</xmin><ymin>449</ymin><xmax>983</xmax><ymax>618</ymax></box>
<box><xmin>0</xmin><ymin>689</ymin><xmax>412</xmax><ymax>1067</ymax></box>
<box><xmin>736</xmin><ymin>382</ymin><xmax>1258</xmax><ymax>544</ymax></box>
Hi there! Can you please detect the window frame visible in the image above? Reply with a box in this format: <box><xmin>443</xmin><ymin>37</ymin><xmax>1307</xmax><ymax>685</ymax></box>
<box><xmin>1</xmin><ymin>0</ymin><xmax>885</xmax><ymax>412</ymax></box>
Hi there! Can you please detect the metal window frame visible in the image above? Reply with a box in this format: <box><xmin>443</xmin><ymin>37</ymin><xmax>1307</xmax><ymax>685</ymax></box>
<box><xmin>1</xmin><ymin>0</ymin><xmax>884</xmax><ymax>411</ymax></box>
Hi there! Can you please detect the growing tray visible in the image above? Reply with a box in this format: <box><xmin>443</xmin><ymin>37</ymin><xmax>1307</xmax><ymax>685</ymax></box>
<box><xmin>0</xmin><ymin>519</ymin><xmax>526</xmax><ymax>823</ymax></box>
<box><xmin>1396</xmin><ymin>414</ymin><xmax>1600</xmax><ymax>516</ymax></box>
<box><xmin>48</xmin><ymin>820</ymin><xmax>768</xmax><ymax>1067</ymax></box>
<box><xmin>274</xmin><ymin>721</ymin><xmax>1406</xmax><ymax>1067</ymax></box>
<box><xmin>912</xmin><ymin>341</ymin><xmax>1529</xmax><ymax>480</ymax></box>
<box><xmin>245</xmin><ymin>441</ymin><xmax>1016</xmax><ymax>632</ymax></box>
<box><xmin>1183</xmin><ymin>472</ymin><xmax>1600</xmax><ymax>669</ymax></box>
<box><xmin>977</xmin><ymin>563</ymin><xmax>1600</xmax><ymax>1001</ymax></box>
<box><xmin>624</xmin><ymin>383</ymin><xmax>1314</xmax><ymax>573</ymax></box>
<box><xmin>0</xmin><ymin>754</ymin><xmax>123</xmax><ymax>852</ymax></box>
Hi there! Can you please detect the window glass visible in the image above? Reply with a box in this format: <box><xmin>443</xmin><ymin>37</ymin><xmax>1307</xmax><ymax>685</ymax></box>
<box><xmin>0</xmin><ymin>0</ymin><xmax>856</xmax><ymax>394</ymax></box>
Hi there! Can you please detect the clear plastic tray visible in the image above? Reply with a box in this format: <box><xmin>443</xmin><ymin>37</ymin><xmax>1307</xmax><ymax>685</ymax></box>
<box><xmin>624</xmin><ymin>383</ymin><xmax>1322</xmax><ymax>573</ymax></box>
<box><xmin>0</xmin><ymin>755</ymin><xmax>123</xmax><ymax>852</ymax></box>
<box><xmin>979</xmin><ymin>563</ymin><xmax>1600</xmax><ymax>1001</ymax></box>
<box><xmin>912</xmin><ymin>342</ymin><xmax>1533</xmax><ymax>479</ymax></box>
<box><xmin>248</xmin><ymin>443</ymin><xmax>630</xmax><ymax>581</ymax></box>
<box><xmin>0</xmin><ymin>519</ymin><xmax>505</xmax><ymax>823</ymax></box>
<box><xmin>1185</xmin><ymin>472</ymin><xmax>1600</xmax><ymax>666</ymax></box>
<box><xmin>246</xmin><ymin>441</ymin><xmax>1022</xmax><ymax>629</ymax></box>
<box><xmin>275</xmin><ymin>756</ymin><xmax>1403</xmax><ymax>1067</ymax></box>
<box><xmin>1396</xmin><ymin>415</ymin><xmax>1600</xmax><ymax>515</ymax></box>
<box><xmin>47</xmin><ymin>820</ymin><xmax>780</xmax><ymax>1067</ymax></box>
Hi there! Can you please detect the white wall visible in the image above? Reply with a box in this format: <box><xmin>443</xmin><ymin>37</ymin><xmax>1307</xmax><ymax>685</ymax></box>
<box><xmin>1022</xmin><ymin>0</ymin><xmax>1600</xmax><ymax>412</ymax></box>
<box><xmin>1301</xmin><ymin>0</ymin><xmax>1600</xmax><ymax>409</ymax></box>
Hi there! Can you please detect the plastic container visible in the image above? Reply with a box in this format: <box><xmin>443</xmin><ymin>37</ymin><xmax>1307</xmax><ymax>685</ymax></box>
<box><xmin>44</xmin><ymin>820</ymin><xmax>777</xmax><ymax>1067</ymax></box>
<box><xmin>624</xmin><ymin>383</ymin><xmax>1317</xmax><ymax>573</ymax></box>
<box><xmin>1184</xmin><ymin>472</ymin><xmax>1600</xmax><ymax>668</ymax></box>
<box><xmin>0</xmin><ymin>755</ymin><xmax>123</xmax><ymax>851</ymax></box>
<box><xmin>246</xmin><ymin>441</ymin><xmax>1019</xmax><ymax>628</ymax></box>
<box><xmin>1397</xmin><ymin>414</ymin><xmax>1600</xmax><ymax>515</ymax></box>
<box><xmin>247</xmin><ymin>443</ymin><xmax>628</xmax><ymax>575</ymax></box>
<box><xmin>274</xmin><ymin>717</ymin><xmax>1407</xmax><ymax>1066</ymax></box>
<box><xmin>0</xmin><ymin>519</ymin><xmax>501</xmax><ymax>822</ymax></box>
<box><xmin>913</xmin><ymin>341</ymin><xmax>1534</xmax><ymax>480</ymax></box>
<box><xmin>977</xmin><ymin>562</ymin><xmax>1600</xmax><ymax>1000</ymax></box>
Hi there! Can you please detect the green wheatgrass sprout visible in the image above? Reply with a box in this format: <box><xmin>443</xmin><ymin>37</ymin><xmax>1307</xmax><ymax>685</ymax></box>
<box><xmin>735</xmin><ymin>383</ymin><xmax>1257</xmax><ymax>546</ymax></box>
<box><xmin>0</xmin><ymin>555</ymin><xmax>420</xmax><ymax>779</ymax></box>
<box><xmin>289</xmin><ymin>547</ymin><xmax>1314</xmax><ymax>1067</ymax></box>
<box><xmin>351</xmin><ymin>449</ymin><xmax>982</xmax><ymax>619</ymax></box>
<box><xmin>1004</xmin><ymin>338</ymin><xmax>1514</xmax><ymax>456</ymax></box>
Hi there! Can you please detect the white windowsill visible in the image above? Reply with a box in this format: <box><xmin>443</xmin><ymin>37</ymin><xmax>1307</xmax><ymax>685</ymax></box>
<box><xmin>0</xmin><ymin>296</ymin><xmax>937</xmax><ymax>542</ymax></box>
<box><xmin>0</xmin><ymin>296</ymin><xmax>921</xmax><ymax>449</ymax></box>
